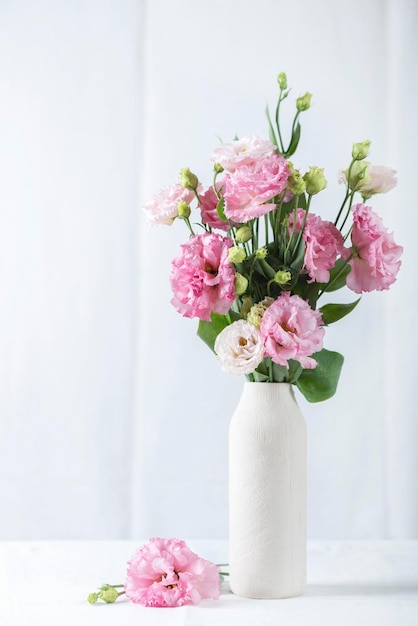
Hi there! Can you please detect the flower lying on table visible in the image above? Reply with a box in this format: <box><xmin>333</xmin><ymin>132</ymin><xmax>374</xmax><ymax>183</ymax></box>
<box><xmin>142</xmin><ymin>72</ymin><xmax>403</xmax><ymax>401</ymax></box>
<box><xmin>87</xmin><ymin>538</ymin><xmax>222</xmax><ymax>608</ymax></box>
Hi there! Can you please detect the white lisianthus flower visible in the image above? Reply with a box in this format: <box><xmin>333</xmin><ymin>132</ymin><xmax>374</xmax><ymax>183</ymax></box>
<box><xmin>214</xmin><ymin>320</ymin><xmax>264</xmax><ymax>375</ymax></box>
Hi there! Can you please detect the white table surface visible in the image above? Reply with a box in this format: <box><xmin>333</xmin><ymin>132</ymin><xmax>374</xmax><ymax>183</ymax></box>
<box><xmin>1</xmin><ymin>540</ymin><xmax>417</xmax><ymax>625</ymax></box>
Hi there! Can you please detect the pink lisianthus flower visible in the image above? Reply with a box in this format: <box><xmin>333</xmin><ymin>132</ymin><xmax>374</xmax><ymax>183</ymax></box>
<box><xmin>345</xmin><ymin>203</ymin><xmax>403</xmax><ymax>294</ymax></box>
<box><xmin>289</xmin><ymin>209</ymin><xmax>345</xmax><ymax>283</ymax></box>
<box><xmin>211</xmin><ymin>135</ymin><xmax>275</xmax><ymax>172</ymax></box>
<box><xmin>124</xmin><ymin>538</ymin><xmax>221</xmax><ymax>608</ymax></box>
<box><xmin>199</xmin><ymin>184</ymin><xmax>230</xmax><ymax>231</ymax></box>
<box><xmin>143</xmin><ymin>184</ymin><xmax>196</xmax><ymax>226</ymax></box>
<box><xmin>260</xmin><ymin>292</ymin><xmax>324</xmax><ymax>369</ymax></box>
<box><xmin>170</xmin><ymin>232</ymin><xmax>235</xmax><ymax>321</ymax></box>
<box><xmin>223</xmin><ymin>153</ymin><xmax>290</xmax><ymax>223</ymax></box>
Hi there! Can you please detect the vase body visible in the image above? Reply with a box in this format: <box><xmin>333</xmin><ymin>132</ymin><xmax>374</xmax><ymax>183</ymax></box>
<box><xmin>229</xmin><ymin>382</ymin><xmax>306</xmax><ymax>599</ymax></box>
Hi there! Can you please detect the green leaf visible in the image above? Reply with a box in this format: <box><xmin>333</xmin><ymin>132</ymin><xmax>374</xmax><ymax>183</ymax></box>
<box><xmin>265</xmin><ymin>104</ymin><xmax>278</xmax><ymax>147</ymax></box>
<box><xmin>288</xmin><ymin>360</ymin><xmax>303</xmax><ymax>383</ymax></box>
<box><xmin>289</xmin><ymin>237</ymin><xmax>306</xmax><ymax>272</ymax></box>
<box><xmin>272</xmin><ymin>363</ymin><xmax>288</xmax><ymax>382</ymax></box>
<box><xmin>319</xmin><ymin>298</ymin><xmax>361</xmax><ymax>325</ymax></box>
<box><xmin>286</xmin><ymin>121</ymin><xmax>301</xmax><ymax>157</ymax></box>
<box><xmin>216</xmin><ymin>197</ymin><xmax>228</xmax><ymax>223</ymax></box>
<box><xmin>256</xmin><ymin>258</ymin><xmax>276</xmax><ymax>280</ymax></box>
<box><xmin>296</xmin><ymin>348</ymin><xmax>344</xmax><ymax>402</ymax></box>
<box><xmin>197</xmin><ymin>313</ymin><xmax>229</xmax><ymax>352</ymax></box>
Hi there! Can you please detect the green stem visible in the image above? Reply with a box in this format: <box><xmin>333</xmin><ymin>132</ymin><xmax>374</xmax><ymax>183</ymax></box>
<box><xmin>339</xmin><ymin>189</ymin><xmax>356</xmax><ymax>232</ymax></box>
<box><xmin>264</xmin><ymin>213</ymin><xmax>269</xmax><ymax>246</ymax></box>
<box><xmin>275</xmin><ymin>92</ymin><xmax>286</xmax><ymax>154</ymax></box>
<box><xmin>184</xmin><ymin>217</ymin><xmax>195</xmax><ymax>237</ymax></box>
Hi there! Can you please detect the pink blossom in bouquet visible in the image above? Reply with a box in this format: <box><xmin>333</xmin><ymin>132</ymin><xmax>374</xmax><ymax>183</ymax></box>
<box><xmin>211</xmin><ymin>135</ymin><xmax>275</xmax><ymax>172</ymax></box>
<box><xmin>199</xmin><ymin>185</ymin><xmax>230</xmax><ymax>231</ymax></box>
<box><xmin>170</xmin><ymin>232</ymin><xmax>235</xmax><ymax>321</ymax></box>
<box><xmin>345</xmin><ymin>203</ymin><xmax>403</xmax><ymax>293</ymax></box>
<box><xmin>289</xmin><ymin>209</ymin><xmax>345</xmax><ymax>283</ymax></box>
<box><xmin>214</xmin><ymin>320</ymin><xmax>264</xmax><ymax>375</ymax></box>
<box><xmin>260</xmin><ymin>292</ymin><xmax>324</xmax><ymax>369</ymax></box>
<box><xmin>125</xmin><ymin>538</ymin><xmax>221</xmax><ymax>607</ymax></box>
<box><xmin>143</xmin><ymin>183</ymin><xmax>197</xmax><ymax>226</ymax></box>
<box><xmin>223</xmin><ymin>153</ymin><xmax>290</xmax><ymax>223</ymax></box>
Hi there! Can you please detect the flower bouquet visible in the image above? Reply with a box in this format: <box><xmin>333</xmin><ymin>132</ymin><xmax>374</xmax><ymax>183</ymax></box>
<box><xmin>144</xmin><ymin>73</ymin><xmax>402</xmax><ymax>599</ymax></box>
<box><xmin>144</xmin><ymin>73</ymin><xmax>402</xmax><ymax>402</ymax></box>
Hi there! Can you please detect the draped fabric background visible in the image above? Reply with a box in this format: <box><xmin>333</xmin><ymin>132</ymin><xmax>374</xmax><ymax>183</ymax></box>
<box><xmin>0</xmin><ymin>0</ymin><xmax>417</xmax><ymax>540</ymax></box>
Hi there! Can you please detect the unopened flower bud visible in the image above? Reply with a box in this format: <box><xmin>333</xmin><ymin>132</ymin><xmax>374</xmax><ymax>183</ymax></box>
<box><xmin>277</xmin><ymin>72</ymin><xmax>287</xmax><ymax>90</ymax></box>
<box><xmin>240</xmin><ymin>295</ymin><xmax>253</xmax><ymax>318</ymax></box>
<box><xmin>234</xmin><ymin>273</ymin><xmax>248</xmax><ymax>295</ymax></box>
<box><xmin>179</xmin><ymin>167</ymin><xmax>199</xmax><ymax>190</ymax></box>
<box><xmin>274</xmin><ymin>270</ymin><xmax>292</xmax><ymax>285</ymax></box>
<box><xmin>177</xmin><ymin>201</ymin><xmax>191</xmax><ymax>219</ymax></box>
<box><xmin>303</xmin><ymin>166</ymin><xmax>327</xmax><ymax>195</ymax></box>
<box><xmin>87</xmin><ymin>593</ymin><xmax>99</xmax><ymax>604</ymax></box>
<box><xmin>287</xmin><ymin>171</ymin><xmax>306</xmax><ymax>195</ymax></box>
<box><xmin>352</xmin><ymin>140</ymin><xmax>371</xmax><ymax>161</ymax></box>
<box><xmin>235</xmin><ymin>226</ymin><xmax>252</xmax><ymax>244</ymax></box>
<box><xmin>99</xmin><ymin>585</ymin><xmax>119</xmax><ymax>604</ymax></box>
<box><xmin>213</xmin><ymin>162</ymin><xmax>224</xmax><ymax>174</ymax></box>
<box><xmin>345</xmin><ymin>161</ymin><xmax>371</xmax><ymax>189</ymax></box>
<box><xmin>255</xmin><ymin>247</ymin><xmax>268</xmax><ymax>259</ymax></box>
<box><xmin>228</xmin><ymin>246</ymin><xmax>246</xmax><ymax>264</ymax></box>
<box><xmin>296</xmin><ymin>92</ymin><xmax>312</xmax><ymax>112</ymax></box>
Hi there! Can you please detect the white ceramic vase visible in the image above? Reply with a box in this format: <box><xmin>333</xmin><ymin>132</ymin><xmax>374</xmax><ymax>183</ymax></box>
<box><xmin>229</xmin><ymin>382</ymin><xmax>307</xmax><ymax>598</ymax></box>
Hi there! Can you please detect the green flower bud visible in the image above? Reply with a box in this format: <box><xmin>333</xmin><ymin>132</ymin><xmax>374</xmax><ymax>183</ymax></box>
<box><xmin>274</xmin><ymin>270</ymin><xmax>292</xmax><ymax>285</ymax></box>
<box><xmin>287</xmin><ymin>171</ymin><xmax>306</xmax><ymax>195</ymax></box>
<box><xmin>352</xmin><ymin>140</ymin><xmax>371</xmax><ymax>161</ymax></box>
<box><xmin>99</xmin><ymin>585</ymin><xmax>119</xmax><ymax>604</ymax></box>
<box><xmin>177</xmin><ymin>201</ymin><xmax>191</xmax><ymax>219</ymax></box>
<box><xmin>303</xmin><ymin>166</ymin><xmax>327</xmax><ymax>195</ymax></box>
<box><xmin>234</xmin><ymin>273</ymin><xmax>248</xmax><ymax>295</ymax></box>
<box><xmin>255</xmin><ymin>247</ymin><xmax>268</xmax><ymax>259</ymax></box>
<box><xmin>87</xmin><ymin>593</ymin><xmax>99</xmax><ymax>604</ymax></box>
<box><xmin>228</xmin><ymin>246</ymin><xmax>246</xmax><ymax>264</ymax></box>
<box><xmin>179</xmin><ymin>167</ymin><xmax>199</xmax><ymax>191</ymax></box>
<box><xmin>281</xmin><ymin>216</ymin><xmax>290</xmax><ymax>228</ymax></box>
<box><xmin>213</xmin><ymin>162</ymin><xmax>224</xmax><ymax>174</ymax></box>
<box><xmin>345</xmin><ymin>161</ymin><xmax>371</xmax><ymax>190</ymax></box>
<box><xmin>296</xmin><ymin>92</ymin><xmax>312</xmax><ymax>112</ymax></box>
<box><xmin>277</xmin><ymin>72</ymin><xmax>287</xmax><ymax>90</ymax></box>
<box><xmin>235</xmin><ymin>226</ymin><xmax>252</xmax><ymax>244</ymax></box>
<box><xmin>240</xmin><ymin>295</ymin><xmax>253</xmax><ymax>318</ymax></box>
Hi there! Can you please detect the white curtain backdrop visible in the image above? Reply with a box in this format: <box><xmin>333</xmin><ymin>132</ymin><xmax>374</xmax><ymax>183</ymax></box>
<box><xmin>0</xmin><ymin>0</ymin><xmax>417</xmax><ymax>541</ymax></box>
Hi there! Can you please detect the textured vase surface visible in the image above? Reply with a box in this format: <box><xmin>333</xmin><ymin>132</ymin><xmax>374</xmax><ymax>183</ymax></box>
<box><xmin>229</xmin><ymin>382</ymin><xmax>307</xmax><ymax>598</ymax></box>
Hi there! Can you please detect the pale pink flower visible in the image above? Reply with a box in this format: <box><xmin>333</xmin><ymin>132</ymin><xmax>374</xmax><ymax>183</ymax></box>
<box><xmin>143</xmin><ymin>183</ymin><xmax>196</xmax><ymax>226</ymax></box>
<box><xmin>170</xmin><ymin>233</ymin><xmax>235</xmax><ymax>321</ymax></box>
<box><xmin>357</xmin><ymin>165</ymin><xmax>397</xmax><ymax>199</ymax></box>
<box><xmin>289</xmin><ymin>209</ymin><xmax>345</xmax><ymax>283</ymax></box>
<box><xmin>260</xmin><ymin>292</ymin><xmax>324</xmax><ymax>369</ymax></box>
<box><xmin>338</xmin><ymin>164</ymin><xmax>397</xmax><ymax>199</ymax></box>
<box><xmin>345</xmin><ymin>203</ymin><xmax>403</xmax><ymax>293</ymax></box>
<box><xmin>214</xmin><ymin>320</ymin><xmax>264</xmax><ymax>375</ymax></box>
<box><xmin>124</xmin><ymin>538</ymin><xmax>221</xmax><ymax>608</ymax></box>
<box><xmin>199</xmin><ymin>184</ymin><xmax>230</xmax><ymax>231</ymax></box>
<box><xmin>223</xmin><ymin>153</ymin><xmax>290</xmax><ymax>223</ymax></box>
<box><xmin>211</xmin><ymin>136</ymin><xmax>275</xmax><ymax>172</ymax></box>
